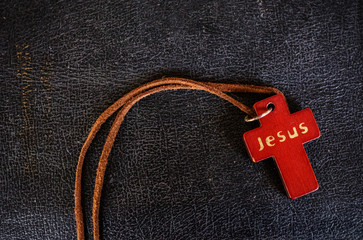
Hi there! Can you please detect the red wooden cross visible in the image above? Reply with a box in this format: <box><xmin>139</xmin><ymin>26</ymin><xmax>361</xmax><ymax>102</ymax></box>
<box><xmin>243</xmin><ymin>94</ymin><xmax>320</xmax><ymax>199</ymax></box>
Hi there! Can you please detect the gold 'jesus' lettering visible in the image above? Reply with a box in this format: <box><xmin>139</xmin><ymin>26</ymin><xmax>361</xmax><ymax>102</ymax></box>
<box><xmin>258</xmin><ymin>122</ymin><xmax>308</xmax><ymax>151</ymax></box>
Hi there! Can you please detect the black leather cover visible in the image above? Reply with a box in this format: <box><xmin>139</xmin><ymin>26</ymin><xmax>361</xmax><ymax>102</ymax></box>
<box><xmin>1</xmin><ymin>1</ymin><xmax>362</xmax><ymax>239</ymax></box>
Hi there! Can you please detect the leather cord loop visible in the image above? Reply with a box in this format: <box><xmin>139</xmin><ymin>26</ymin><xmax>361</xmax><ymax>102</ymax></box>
<box><xmin>74</xmin><ymin>77</ymin><xmax>282</xmax><ymax>240</ymax></box>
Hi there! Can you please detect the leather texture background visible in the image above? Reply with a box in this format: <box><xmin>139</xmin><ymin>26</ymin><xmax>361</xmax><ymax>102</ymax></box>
<box><xmin>1</xmin><ymin>0</ymin><xmax>362</xmax><ymax>239</ymax></box>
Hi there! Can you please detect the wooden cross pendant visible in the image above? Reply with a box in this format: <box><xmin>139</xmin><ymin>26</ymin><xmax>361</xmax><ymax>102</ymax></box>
<box><xmin>243</xmin><ymin>94</ymin><xmax>320</xmax><ymax>199</ymax></box>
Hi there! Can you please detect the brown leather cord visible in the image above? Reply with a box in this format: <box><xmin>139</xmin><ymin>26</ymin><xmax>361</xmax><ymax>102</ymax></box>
<box><xmin>74</xmin><ymin>77</ymin><xmax>282</xmax><ymax>240</ymax></box>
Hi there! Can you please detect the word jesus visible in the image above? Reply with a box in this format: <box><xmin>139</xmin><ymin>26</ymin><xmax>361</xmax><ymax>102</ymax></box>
<box><xmin>257</xmin><ymin>122</ymin><xmax>308</xmax><ymax>151</ymax></box>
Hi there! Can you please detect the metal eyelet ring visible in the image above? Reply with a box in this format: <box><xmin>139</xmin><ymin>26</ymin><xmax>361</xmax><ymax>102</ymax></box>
<box><xmin>244</xmin><ymin>107</ymin><xmax>273</xmax><ymax>122</ymax></box>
